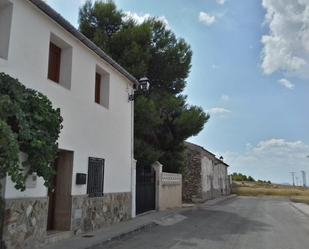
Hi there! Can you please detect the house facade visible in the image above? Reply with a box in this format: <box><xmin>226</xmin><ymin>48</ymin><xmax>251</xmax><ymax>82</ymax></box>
<box><xmin>0</xmin><ymin>0</ymin><xmax>137</xmax><ymax>248</ymax></box>
<box><xmin>183</xmin><ymin>142</ymin><xmax>230</xmax><ymax>203</ymax></box>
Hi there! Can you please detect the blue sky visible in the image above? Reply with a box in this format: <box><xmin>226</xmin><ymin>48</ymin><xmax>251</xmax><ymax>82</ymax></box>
<box><xmin>47</xmin><ymin>0</ymin><xmax>309</xmax><ymax>184</ymax></box>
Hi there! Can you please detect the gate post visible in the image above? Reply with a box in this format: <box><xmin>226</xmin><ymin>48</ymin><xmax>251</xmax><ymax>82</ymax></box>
<box><xmin>131</xmin><ymin>159</ymin><xmax>137</xmax><ymax>218</ymax></box>
<box><xmin>152</xmin><ymin>161</ymin><xmax>163</xmax><ymax>211</ymax></box>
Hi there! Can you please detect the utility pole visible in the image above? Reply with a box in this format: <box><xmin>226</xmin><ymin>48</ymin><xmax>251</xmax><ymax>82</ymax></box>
<box><xmin>290</xmin><ymin>172</ymin><xmax>296</xmax><ymax>186</ymax></box>
<box><xmin>302</xmin><ymin>171</ymin><xmax>307</xmax><ymax>188</ymax></box>
<box><xmin>295</xmin><ymin>176</ymin><xmax>299</xmax><ymax>186</ymax></box>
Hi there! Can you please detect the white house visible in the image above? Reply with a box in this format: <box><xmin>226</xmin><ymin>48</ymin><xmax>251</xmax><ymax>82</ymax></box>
<box><xmin>0</xmin><ymin>0</ymin><xmax>138</xmax><ymax>248</ymax></box>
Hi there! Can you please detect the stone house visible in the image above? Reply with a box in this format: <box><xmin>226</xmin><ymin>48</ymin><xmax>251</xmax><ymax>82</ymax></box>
<box><xmin>0</xmin><ymin>0</ymin><xmax>138</xmax><ymax>248</ymax></box>
<box><xmin>183</xmin><ymin>142</ymin><xmax>230</xmax><ymax>203</ymax></box>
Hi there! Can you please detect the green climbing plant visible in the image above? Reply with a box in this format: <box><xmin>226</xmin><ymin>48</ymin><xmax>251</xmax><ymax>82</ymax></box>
<box><xmin>0</xmin><ymin>73</ymin><xmax>63</xmax><ymax>191</ymax></box>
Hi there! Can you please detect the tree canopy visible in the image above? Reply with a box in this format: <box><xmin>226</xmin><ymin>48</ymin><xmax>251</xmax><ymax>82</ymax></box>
<box><xmin>231</xmin><ymin>173</ymin><xmax>256</xmax><ymax>182</ymax></box>
<box><xmin>79</xmin><ymin>0</ymin><xmax>209</xmax><ymax>172</ymax></box>
<box><xmin>0</xmin><ymin>73</ymin><xmax>63</xmax><ymax>190</ymax></box>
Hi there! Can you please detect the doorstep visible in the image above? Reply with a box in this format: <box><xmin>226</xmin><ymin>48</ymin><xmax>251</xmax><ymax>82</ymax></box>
<box><xmin>46</xmin><ymin>231</ymin><xmax>74</xmax><ymax>244</ymax></box>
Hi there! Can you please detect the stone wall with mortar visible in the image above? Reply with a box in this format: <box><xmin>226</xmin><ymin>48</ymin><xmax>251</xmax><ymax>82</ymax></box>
<box><xmin>71</xmin><ymin>192</ymin><xmax>131</xmax><ymax>234</ymax></box>
<box><xmin>2</xmin><ymin>197</ymin><xmax>48</xmax><ymax>249</ymax></box>
<box><xmin>182</xmin><ymin>146</ymin><xmax>202</xmax><ymax>202</ymax></box>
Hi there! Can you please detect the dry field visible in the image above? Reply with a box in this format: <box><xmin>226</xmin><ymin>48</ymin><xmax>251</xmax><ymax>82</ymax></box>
<box><xmin>232</xmin><ymin>181</ymin><xmax>309</xmax><ymax>205</ymax></box>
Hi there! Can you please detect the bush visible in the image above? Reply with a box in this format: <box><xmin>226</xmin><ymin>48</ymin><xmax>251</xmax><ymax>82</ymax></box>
<box><xmin>0</xmin><ymin>73</ymin><xmax>63</xmax><ymax>190</ymax></box>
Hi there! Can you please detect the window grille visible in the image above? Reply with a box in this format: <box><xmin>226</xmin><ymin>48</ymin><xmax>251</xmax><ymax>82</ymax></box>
<box><xmin>87</xmin><ymin>157</ymin><xmax>104</xmax><ymax>197</ymax></box>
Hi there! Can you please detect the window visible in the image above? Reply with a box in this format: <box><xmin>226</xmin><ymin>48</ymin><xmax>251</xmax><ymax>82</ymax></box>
<box><xmin>47</xmin><ymin>33</ymin><xmax>72</xmax><ymax>89</ymax></box>
<box><xmin>87</xmin><ymin>157</ymin><xmax>104</xmax><ymax>197</ymax></box>
<box><xmin>0</xmin><ymin>0</ymin><xmax>13</xmax><ymax>60</ymax></box>
<box><xmin>95</xmin><ymin>73</ymin><xmax>101</xmax><ymax>104</ymax></box>
<box><xmin>95</xmin><ymin>66</ymin><xmax>110</xmax><ymax>108</ymax></box>
<box><xmin>48</xmin><ymin>42</ymin><xmax>61</xmax><ymax>83</ymax></box>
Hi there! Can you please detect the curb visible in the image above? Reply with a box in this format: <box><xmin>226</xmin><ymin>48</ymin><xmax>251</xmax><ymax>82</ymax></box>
<box><xmin>44</xmin><ymin>195</ymin><xmax>236</xmax><ymax>249</ymax></box>
<box><xmin>83</xmin><ymin>222</ymin><xmax>157</xmax><ymax>249</ymax></box>
<box><xmin>290</xmin><ymin>202</ymin><xmax>309</xmax><ymax>218</ymax></box>
<box><xmin>200</xmin><ymin>194</ymin><xmax>237</xmax><ymax>207</ymax></box>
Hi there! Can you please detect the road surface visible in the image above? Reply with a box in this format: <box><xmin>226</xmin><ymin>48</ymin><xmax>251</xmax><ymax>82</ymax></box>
<box><xmin>103</xmin><ymin>197</ymin><xmax>309</xmax><ymax>249</ymax></box>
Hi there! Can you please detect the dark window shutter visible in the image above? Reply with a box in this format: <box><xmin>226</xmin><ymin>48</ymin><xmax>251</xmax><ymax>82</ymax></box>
<box><xmin>48</xmin><ymin>42</ymin><xmax>61</xmax><ymax>83</ymax></box>
<box><xmin>87</xmin><ymin>157</ymin><xmax>104</xmax><ymax>197</ymax></box>
<box><xmin>95</xmin><ymin>73</ymin><xmax>101</xmax><ymax>104</ymax></box>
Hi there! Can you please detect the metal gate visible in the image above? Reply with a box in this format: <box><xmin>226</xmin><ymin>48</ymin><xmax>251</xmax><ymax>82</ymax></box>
<box><xmin>136</xmin><ymin>165</ymin><xmax>156</xmax><ymax>215</ymax></box>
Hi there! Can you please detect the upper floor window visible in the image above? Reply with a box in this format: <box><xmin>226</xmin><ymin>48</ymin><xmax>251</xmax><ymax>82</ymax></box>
<box><xmin>48</xmin><ymin>42</ymin><xmax>61</xmax><ymax>83</ymax></box>
<box><xmin>47</xmin><ymin>33</ymin><xmax>72</xmax><ymax>89</ymax></box>
<box><xmin>0</xmin><ymin>0</ymin><xmax>13</xmax><ymax>60</ymax></box>
<box><xmin>95</xmin><ymin>73</ymin><xmax>101</xmax><ymax>104</ymax></box>
<box><xmin>95</xmin><ymin>66</ymin><xmax>110</xmax><ymax>108</ymax></box>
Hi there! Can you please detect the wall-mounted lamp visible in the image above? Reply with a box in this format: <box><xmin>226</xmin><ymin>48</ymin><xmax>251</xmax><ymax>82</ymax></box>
<box><xmin>138</xmin><ymin>77</ymin><xmax>150</xmax><ymax>92</ymax></box>
<box><xmin>128</xmin><ymin>77</ymin><xmax>150</xmax><ymax>101</ymax></box>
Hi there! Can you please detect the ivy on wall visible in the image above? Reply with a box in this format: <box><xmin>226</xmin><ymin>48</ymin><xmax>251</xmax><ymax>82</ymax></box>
<box><xmin>0</xmin><ymin>73</ymin><xmax>63</xmax><ymax>191</ymax></box>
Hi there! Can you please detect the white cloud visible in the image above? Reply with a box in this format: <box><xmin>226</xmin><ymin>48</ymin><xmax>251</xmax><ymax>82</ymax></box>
<box><xmin>124</xmin><ymin>11</ymin><xmax>169</xmax><ymax>28</ymax></box>
<box><xmin>219</xmin><ymin>138</ymin><xmax>309</xmax><ymax>184</ymax></box>
<box><xmin>278</xmin><ymin>78</ymin><xmax>294</xmax><ymax>90</ymax></box>
<box><xmin>199</xmin><ymin>11</ymin><xmax>216</xmax><ymax>26</ymax></box>
<box><xmin>261</xmin><ymin>0</ymin><xmax>309</xmax><ymax>79</ymax></box>
<box><xmin>220</xmin><ymin>94</ymin><xmax>230</xmax><ymax>101</ymax></box>
<box><xmin>208</xmin><ymin>107</ymin><xmax>231</xmax><ymax>115</ymax></box>
<box><xmin>216</xmin><ymin>0</ymin><xmax>226</xmax><ymax>5</ymax></box>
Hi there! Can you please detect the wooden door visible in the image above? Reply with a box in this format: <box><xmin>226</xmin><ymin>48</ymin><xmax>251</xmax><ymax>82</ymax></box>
<box><xmin>47</xmin><ymin>150</ymin><xmax>73</xmax><ymax>231</ymax></box>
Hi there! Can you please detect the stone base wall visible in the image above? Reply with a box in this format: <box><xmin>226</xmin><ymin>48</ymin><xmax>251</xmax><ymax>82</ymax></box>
<box><xmin>2</xmin><ymin>197</ymin><xmax>48</xmax><ymax>249</ymax></box>
<box><xmin>201</xmin><ymin>190</ymin><xmax>212</xmax><ymax>201</ymax></box>
<box><xmin>211</xmin><ymin>189</ymin><xmax>223</xmax><ymax>199</ymax></box>
<box><xmin>71</xmin><ymin>192</ymin><xmax>131</xmax><ymax>234</ymax></box>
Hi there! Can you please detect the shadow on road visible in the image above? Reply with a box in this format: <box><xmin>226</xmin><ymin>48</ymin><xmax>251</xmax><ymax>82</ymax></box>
<box><xmin>178</xmin><ymin>208</ymin><xmax>270</xmax><ymax>242</ymax></box>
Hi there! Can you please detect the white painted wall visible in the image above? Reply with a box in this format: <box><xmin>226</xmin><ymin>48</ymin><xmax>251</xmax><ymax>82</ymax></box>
<box><xmin>1</xmin><ymin>0</ymin><xmax>134</xmax><ymax>198</ymax></box>
<box><xmin>213</xmin><ymin>163</ymin><xmax>228</xmax><ymax>193</ymax></box>
<box><xmin>201</xmin><ymin>156</ymin><xmax>213</xmax><ymax>194</ymax></box>
<box><xmin>200</xmin><ymin>154</ymin><xmax>229</xmax><ymax>198</ymax></box>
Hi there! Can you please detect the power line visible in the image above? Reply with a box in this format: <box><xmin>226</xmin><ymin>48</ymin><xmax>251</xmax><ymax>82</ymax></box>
<box><xmin>296</xmin><ymin>176</ymin><xmax>299</xmax><ymax>186</ymax></box>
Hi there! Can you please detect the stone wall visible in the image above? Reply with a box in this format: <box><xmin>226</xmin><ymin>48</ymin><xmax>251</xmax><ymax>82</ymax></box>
<box><xmin>71</xmin><ymin>192</ymin><xmax>131</xmax><ymax>234</ymax></box>
<box><xmin>182</xmin><ymin>146</ymin><xmax>202</xmax><ymax>202</ymax></box>
<box><xmin>2</xmin><ymin>197</ymin><xmax>48</xmax><ymax>249</ymax></box>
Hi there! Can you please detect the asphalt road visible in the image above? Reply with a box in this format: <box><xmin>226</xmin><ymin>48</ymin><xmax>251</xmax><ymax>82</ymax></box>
<box><xmin>103</xmin><ymin>197</ymin><xmax>309</xmax><ymax>249</ymax></box>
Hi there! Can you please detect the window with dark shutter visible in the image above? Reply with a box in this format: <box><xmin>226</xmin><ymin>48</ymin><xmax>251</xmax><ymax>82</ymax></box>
<box><xmin>48</xmin><ymin>42</ymin><xmax>61</xmax><ymax>83</ymax></box>
<box><xmin>95</xmin><ymin>73</ymin><xmax>101</xmax><ymax>104</ymax></box>
<box><xmin>87</xmin><ymin>157</ymin><xmax>104</xmax><ymax>197</ymax></box>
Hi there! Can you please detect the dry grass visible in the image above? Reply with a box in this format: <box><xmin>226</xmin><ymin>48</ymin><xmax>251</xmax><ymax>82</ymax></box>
<box><xmin>232</xmin><ymin>181</ymin><xmax>309</xmax><ymax>205</ymax></box>
<box><xmin>290</xmin><ymin>196</ymin><xmax>309</xmax><ymax>205</ymax></box>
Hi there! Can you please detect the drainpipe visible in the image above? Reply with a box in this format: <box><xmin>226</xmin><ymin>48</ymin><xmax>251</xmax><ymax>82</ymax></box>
<box><xmin>130</xmin><ymin>88</ymin><xmax>136</xmax><ymax>218</ymax></box>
